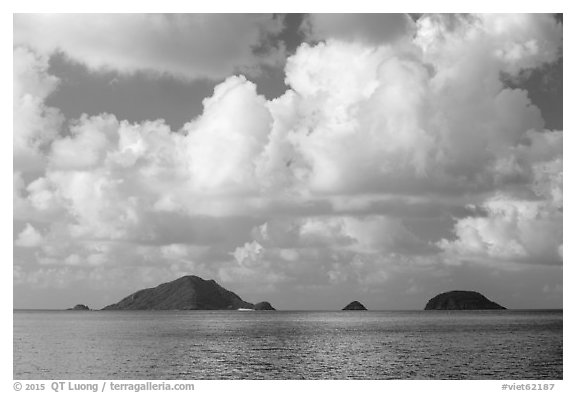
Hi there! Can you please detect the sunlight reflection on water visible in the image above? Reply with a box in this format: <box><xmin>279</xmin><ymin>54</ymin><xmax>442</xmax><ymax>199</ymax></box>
<box><xmin>14</xmin><ymin>310</ymin><xmax>562</xmax><ymax>379</ymax></box>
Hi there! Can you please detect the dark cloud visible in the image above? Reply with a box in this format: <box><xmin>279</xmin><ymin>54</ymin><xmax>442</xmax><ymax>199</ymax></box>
<box><xmin>301</xmin><ymin>14</ymin><xmax>416</xmax><ymax>45</ymax></box>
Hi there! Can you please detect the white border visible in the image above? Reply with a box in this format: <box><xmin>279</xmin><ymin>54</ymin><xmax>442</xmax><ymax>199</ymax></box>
<box><xmin>3</xmin><ymin>2</ymin><xmax>572</xmax><ymax>391</ymax></box>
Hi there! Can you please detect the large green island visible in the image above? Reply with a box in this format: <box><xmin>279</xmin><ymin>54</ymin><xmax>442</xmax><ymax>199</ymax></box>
<box><xmin>102</xmin><ymin>275</ymin><xmax>275</xmax><ymax>311</ymax></box>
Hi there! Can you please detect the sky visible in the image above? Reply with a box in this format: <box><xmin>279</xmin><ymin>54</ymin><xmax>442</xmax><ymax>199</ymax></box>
<box><xmin>12</xmin><ymin>13</ymin><xmax>563</xmax><ymax>310</ymax></box>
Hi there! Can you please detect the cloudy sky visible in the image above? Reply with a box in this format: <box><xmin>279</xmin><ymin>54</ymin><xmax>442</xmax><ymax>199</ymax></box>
<box><xmin>13</xmin><ymin>13</ymin><xmax>563</xmax><ymax>310</ymax></box>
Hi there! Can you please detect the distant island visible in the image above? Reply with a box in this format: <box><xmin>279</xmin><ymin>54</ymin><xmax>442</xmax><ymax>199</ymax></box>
<box><xmin>102</xmin><ymin>275</ymin><xmax>275</xmax><ymax>311</ymax></box>
<box><xmin>73</xmin><ymin>276</ymin><xmax>507</xmax><ymax>312</ymax></box>
<box><xmin>254</xmin><ymin>301</ymin><xmax>276</xmax><ymax>311</ymax></box>
<box><xmin>67</xmin><ymin>304</ymin><xmax>90</xmax><ymax>311</ymax></box>
<box><xmin>424</xmin><ymin>290</ymin><xmax>506</xmax><ymax>310</ymax></box>
<box><xmin>342</xmin><ymin>301</ymin><xmax>367</xmax><ymax>310</ymax></box>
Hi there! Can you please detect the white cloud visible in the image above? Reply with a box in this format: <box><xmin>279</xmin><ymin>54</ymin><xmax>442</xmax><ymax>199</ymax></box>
<box><xmin>50</xmin><ymin>114</ymin><xmax>118</xmax><ymax>170</ymax></box>
<box><xmin>159</xmin><ymin>244</ymin><xmax>209</xmax><ymax>262</ymax></box>
<box><xmin>438</xmin><ymin>135</ymin><xmax>562</xmax><ymax>266</ymax></box>
<box><xmin>232</xmin><ymin>241</ymin><xmax>264</xmax><ymax>267</ymax></box>
<box><xmin>15</xmin><ymin>223</ymin><xmax>44</xmax><ymax>247</ymax></box>
<box><xmin>13</xmin><ymin>47</ymin><xmax>63</xmax><ymax>172</ymax></box>
<box><xmin>416</xmin><ymin>14</ymin><xmax>562</xmax><ymax>77</ymax></box>
<box><xmin>220</xmin><ymin>215</ymin><xmax>435</xmax><ymax>289</ymax></box>
<box><xmin>266</xmin><ymin>14</ymin><xmax>560</xmax><ymax>198</ymax></box>
<box><xmin>14</xmin><ymin>14</ymin><xmax>286</xmax><ymax>80</ymax></box>
<box><xmin>439</xmin><ymin>194</ymin><xmax>562</xmax><ymax>266</ymax></box>
<box><xmin>182</xmin><ymin>75</ymin><xmax>272</xmax><ymax>195</ymax></box>
<box><xmin>13</xmin><ymin>14</ymin><xmax>563</xmax><ymax>303</ymax></box>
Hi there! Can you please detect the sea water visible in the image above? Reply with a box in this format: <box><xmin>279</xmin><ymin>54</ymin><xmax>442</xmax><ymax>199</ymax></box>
<box><xmin>13</xmin><ymin>310</ymin><xmax>562</xmax><ymax>379</ymax></box>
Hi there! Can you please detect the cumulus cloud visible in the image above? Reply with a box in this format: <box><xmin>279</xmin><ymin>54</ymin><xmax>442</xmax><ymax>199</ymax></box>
<box><xmin>439</xmin><ymin>195</ymin><xmax>562</xmax><ymax>266</ymax></box>
<box><xmin>182</xmin><ymin>75</ymin><xmax>272</xmax><ymax>195</ymax></box>
<box><xmin>13</xmin><ymin>14</ymin><xmax>563</xmax><ymax>306</ymax></box>
<box><xmin>438</xmin><ymin>130</ymin><xmax>562</xmax><ymax>266</ymax></box>
<box><xmin>250</xmin><ymin>216</ymin><xmax>430</xmax><ymax>255</ymax></box>
<box><xmin>13</xmin><ymin>47</ymin><xmax>63</xmax><ymax>172</ymax></box>
<box><xmin>262</xmin><ymin>14</ymin><xmax>561</xmax><ymax>200</ymax></box>
<box><xmin>14</xmin><ymin>14</ymin><xmax>286</xmax><ymax>80</ymax></box>
<box><xmin>15</xmin><ymin>223</ymin><xmax>44</xmax><ymax>247</ymax></box>
<box><xmin>216</xmin><ymin>214</ymin><xmax>441</xmax><ymax>291</ymax></box>
<box><xmin>416</xmin><ymin>14</ymin><xmax>562</xmax><ymax>77</ymax></box>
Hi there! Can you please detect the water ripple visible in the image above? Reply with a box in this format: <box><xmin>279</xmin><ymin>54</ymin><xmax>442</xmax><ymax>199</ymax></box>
<box><xmin>14</xmin><ymin>310</ymin><xmax>562</xmax><ymax>379</ymax></box>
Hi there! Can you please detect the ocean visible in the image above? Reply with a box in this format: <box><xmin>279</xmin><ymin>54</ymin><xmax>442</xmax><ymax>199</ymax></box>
<box><xmin>13</xmin><ymin>310</ymin><xmax>562</xmax><ymax>380</ymax></box>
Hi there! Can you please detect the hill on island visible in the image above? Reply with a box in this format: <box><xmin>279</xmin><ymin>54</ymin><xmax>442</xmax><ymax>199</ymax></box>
<box><xmin>424</xmin><ymin>290</ymin><xmax>506</xmax><ymax>310</ymax></box>
<box><xmin>254</xmin><ymin>301</ymin><xmax>276</xmax><ymax>310</ymax></box>
<box><xmin>67</xmin><ymin>304</ymin><xmax>90</xmax><ymax>311</ymax></box>
<box><xmin>102</xmin><ymin>275</ymin><xmax>255</xmax><ymax>310</ymax></box>
<box><xmin>342</xmin><ymin>301</ymin><xmax>367</xmax><ymax>310</ymax></box>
